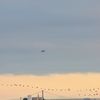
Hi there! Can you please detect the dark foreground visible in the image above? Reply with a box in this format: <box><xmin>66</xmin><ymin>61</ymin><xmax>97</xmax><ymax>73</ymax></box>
<box><xmin>45</xmin><ymin>98</ymin><xmax>100</xmax><ymax>100</ymax></box>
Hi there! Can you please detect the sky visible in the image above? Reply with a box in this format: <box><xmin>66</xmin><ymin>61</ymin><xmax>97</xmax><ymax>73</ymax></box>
<box><xmin>1</xmin><ymin>1</ymin><xmax>100</xmax><ymax>100</ymax></box>
<box><xmin>1</xmin><ymin>73</ymin><xmax>100</xmax><ymax>100</ymax></box>
<box><xmin>0</xmin><ymin>0</ymin><xmax>100</xmax><ymax>74</ymax></box>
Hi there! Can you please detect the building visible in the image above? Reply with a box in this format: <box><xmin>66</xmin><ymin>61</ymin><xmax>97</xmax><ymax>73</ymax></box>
<box><xmin>23</xmin><ymin>90</ymin><xmax>44</xmax><ymax>100</ymax></box>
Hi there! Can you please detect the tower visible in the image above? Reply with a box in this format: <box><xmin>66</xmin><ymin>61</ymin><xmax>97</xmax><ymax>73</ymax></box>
<box><xmin>42</xmin><ymin>90</ymin><xmax>44</xmax><ymax>100</ymax></box>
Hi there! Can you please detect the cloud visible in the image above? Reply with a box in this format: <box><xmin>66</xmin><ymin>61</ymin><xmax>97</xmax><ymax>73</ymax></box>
<box><xmin>0</xmin><ymin>0</ymin><xmax>100</xmax><ymax>74</ymax></box>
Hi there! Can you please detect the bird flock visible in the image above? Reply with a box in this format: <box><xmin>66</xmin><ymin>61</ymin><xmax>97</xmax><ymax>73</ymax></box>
<box><xmin>0</xmin><ymin>83</ymin><xmax>100</xmax><ymax>97</ymax></box>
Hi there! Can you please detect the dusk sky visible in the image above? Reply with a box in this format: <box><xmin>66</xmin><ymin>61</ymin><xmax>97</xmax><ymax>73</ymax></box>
<box><xmin>1</xmin><ymin>73</ymin><xmax>100</xmax><ymax>100</ymax></box>
<box><xmin>0</xmin><ymin>0</ymin><xmax>100</xmax><ymax>74</ymax></box>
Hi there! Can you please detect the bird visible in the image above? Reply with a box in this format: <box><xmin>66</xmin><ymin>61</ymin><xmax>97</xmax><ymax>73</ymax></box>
<box><xmin>41</xmin><ymin>50</ymin><xmax>45</xmax><ymax>53</ymax></box>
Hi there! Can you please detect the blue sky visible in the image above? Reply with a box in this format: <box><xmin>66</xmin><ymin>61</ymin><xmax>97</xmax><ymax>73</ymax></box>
<box><xmin>0</xmin><ymin>0</ymin><xmax>100</xmax><ymax>74</ymax></box>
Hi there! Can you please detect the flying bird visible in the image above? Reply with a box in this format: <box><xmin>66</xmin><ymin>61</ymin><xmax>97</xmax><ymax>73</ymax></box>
<box><xmin>41</xmin><ymin>50</ymin><xmax>45</xmax><ymax>53</ymax></box>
